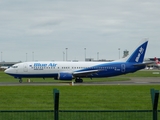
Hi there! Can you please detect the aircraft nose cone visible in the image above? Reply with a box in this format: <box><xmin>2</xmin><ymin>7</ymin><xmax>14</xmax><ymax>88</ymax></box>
<box><xmin>4</xmin><ymin>69</ymin><xmax>8</xmax><ymax>73</ymax></box>
<box><xmin>4</xmin><ymin>68</ymin><xmax>12</xmax><ymax>74</ymax></box>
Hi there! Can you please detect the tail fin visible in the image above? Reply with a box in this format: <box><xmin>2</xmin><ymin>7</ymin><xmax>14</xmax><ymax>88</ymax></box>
<box><xmin>154</xmin><ymin>57</ymin><xmax>159</xmax><ymax>64</ymax></box>
<box><xmin>126</xmin><ymin>39</ymin><xmax>148</xmax><ymax>63</ymax></box>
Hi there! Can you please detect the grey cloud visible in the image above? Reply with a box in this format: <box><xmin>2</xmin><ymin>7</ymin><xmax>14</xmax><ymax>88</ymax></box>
<box><xmin>1</xmin><ymin>0</ymin><xmax>160</xmax><ymax>61</ymax></box>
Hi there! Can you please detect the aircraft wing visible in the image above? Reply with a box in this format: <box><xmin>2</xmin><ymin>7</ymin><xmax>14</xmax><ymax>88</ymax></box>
<box><xmin>133</xmin><ymin>61</ymin><xmax>155</xmax><ymax>66</ymax></box>
<box><xmin>73</xmin><ymin>70</ymin><xmax>99</xmax><ymax>77</ymax></box>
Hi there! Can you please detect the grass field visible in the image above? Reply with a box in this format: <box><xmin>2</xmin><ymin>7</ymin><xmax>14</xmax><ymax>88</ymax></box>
<box><xmin>0</xmin><ymin>85</ymin><xmax>160</xmax><ymax>110</ymax></box>
<box><xmin>0</xmin><ymin>70</ymin><xmax>160</xmax><ymax>111</ymax></box>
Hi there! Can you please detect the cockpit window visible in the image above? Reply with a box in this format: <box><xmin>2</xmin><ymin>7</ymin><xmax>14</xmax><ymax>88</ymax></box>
<box><xmin>12</xmin><ymin>66</ymin><xmax>18</xmax><ymax>68</ymax></box>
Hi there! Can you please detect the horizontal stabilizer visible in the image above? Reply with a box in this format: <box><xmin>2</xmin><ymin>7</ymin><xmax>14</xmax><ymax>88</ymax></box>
<box><xmin>133</xmin><ymin>61</ymin><xmax>155</xmax><ymax>66</ymax></box>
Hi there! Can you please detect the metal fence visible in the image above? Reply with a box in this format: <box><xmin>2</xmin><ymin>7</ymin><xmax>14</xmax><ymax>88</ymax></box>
<box><xmin>59</xmin><ymin>110</ymin><xmax>153</xmax><ymax>120</ymax></box>
<box><xmin>0</xmin><ymin>110</ymin><xmax>54</xmax><ymax>120</ymax></box>
<box><xmin>0</xmin><ymin>88</ymin><xmax>159</xmax><ymax>120</ymax></box>
<box><xmin>0</xmin><ymin>110</ymin><xmax>157</xmax><ymax>120</ymax></box>
<box><xmin>56</xmin><ymin>88</ymin><xmax>159</xmax><ymax>120</ymax></box>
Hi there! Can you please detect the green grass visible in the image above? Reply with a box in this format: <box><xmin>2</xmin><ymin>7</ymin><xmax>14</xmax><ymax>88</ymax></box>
<box><xmin>0</xmin><ymin>70</ymin><xmax>160</xmax><ymax>111</ymax></box>
<box><xmin>0</xmin><ymin>85</ymin><xmax>160</xmax><ymax>110</ymax></box>
<box><xmin>1</xmin><ymin>70</ymin><xmax>160</xmax><ymax>119</ymax></box>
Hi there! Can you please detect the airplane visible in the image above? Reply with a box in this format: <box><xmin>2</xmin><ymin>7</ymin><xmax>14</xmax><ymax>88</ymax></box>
<box><xmin>154</xmin><ymin>57</ymin><xmax>160</xmax><ymax>69</ymax></box>
<box><xmin>5</xmin><ymin>39</ymin><xmax>151</xmax><ymax>83</ymax></box>
<box><xmin>0</xmin><ymin>66</ymin><xmax>9</xmax><ymax>69</ymax></box>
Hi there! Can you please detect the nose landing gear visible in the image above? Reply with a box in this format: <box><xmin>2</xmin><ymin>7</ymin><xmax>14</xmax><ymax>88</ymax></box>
<box><xmin>19</xmin><ymin>78</ymin><xmax>22</xmax><ymax>83</ymax></box>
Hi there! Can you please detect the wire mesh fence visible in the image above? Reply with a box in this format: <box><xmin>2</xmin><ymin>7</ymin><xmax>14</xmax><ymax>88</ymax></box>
<box><xmin>0</xmin><ymin>110</ymin><xmax>54</xmax><ymax>120</ymax></box>
<box><xmin>0</xmin><ymin>110</ymin><xmax>156</xmax><ymax>120</ymax></box>
<box><xmin>59</xmin><ymin>110</ymin><xmax>153</xmax><ymax>120</ymax></box>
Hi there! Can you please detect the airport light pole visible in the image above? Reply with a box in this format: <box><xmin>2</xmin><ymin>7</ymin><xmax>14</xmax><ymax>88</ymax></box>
<box><xmin>97</xmin><ymin>52</ymin><xmax>99</xmax><ymax>61</ymax></box>
<box><xmin>118</xmin><ymin>48</ymin><xmax>120</xmax><ymax>59</ymax></box>
<box><xmin>63</xmin><ymin>52</ymin><xmax>65</xmax><ymax>61</ymax></box>
<box><xmin>1</xmin><ymin>52</ymin><xmax>2</xmax><ymax>62</ymax></box>
<box><xmin>65</xmin><ymin>48</ymin><xmax>68</xmax><ymax>61</ymax></box>
<box><xmin>26</xmin><ymin>53</ymin><xmax>27</xmax><ymax>62</ymax></box>
<box><xmin>84</xmin><ymin>48</ymin><xmax>86</xmax><ymax>61</ymax></box>
<box><xmin>32</xmin><ymin>52</ymin><xmax>34</xmax><ymax>61</ymax></box>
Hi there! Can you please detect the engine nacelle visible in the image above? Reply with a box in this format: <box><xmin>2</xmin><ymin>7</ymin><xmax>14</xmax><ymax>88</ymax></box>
<box><xmin>58</xmin><ymin>72</ymin><xmax>73</xmax><ymax>80</ymax></box>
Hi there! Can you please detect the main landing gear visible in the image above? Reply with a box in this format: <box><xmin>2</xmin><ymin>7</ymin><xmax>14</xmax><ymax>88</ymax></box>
<box><xmin>75</xmin><ymin>78</ymin><xmax>83</xmax><ymax>83</ymax></box>
<box><xmin>19</xmin><ymin>78</ymin><xmax>23</xmax><ymax>83</ymax></box>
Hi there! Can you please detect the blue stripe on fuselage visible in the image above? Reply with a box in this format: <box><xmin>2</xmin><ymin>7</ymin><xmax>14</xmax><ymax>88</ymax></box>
<box><xmin>74</xmin><ymin>62</ymin><xmax>145</xmax><ymax>77</ymax></box>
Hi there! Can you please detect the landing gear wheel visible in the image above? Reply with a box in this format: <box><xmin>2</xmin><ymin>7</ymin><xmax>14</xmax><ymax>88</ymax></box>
<box><xmin>78</xmin><ymin>79</ymin><xmax>83</xmax><ymax>83</ymax></box>
<box><xmin>19</xmin><ymin>79</ymin><xmax>22</xmax><ymax>83</ymax></box>
<box><xmin>75</xmin><ymin>78</ymin><xmax>83</xmax><ymax>83</ymax></box>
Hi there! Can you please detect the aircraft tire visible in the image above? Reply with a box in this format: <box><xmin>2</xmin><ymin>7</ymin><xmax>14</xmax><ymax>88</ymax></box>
<box><xmin>19</xmin><ymin>79</ymin><xmax>22</xmax><ymax>83</ymax></box>
<box><xmin>75</xmin><ymin>79</ymin><xmax>83</xmax><ymax>83</ymax></box>
<box><xmin>80</xmin><ymin>79</ymin><xmax>83</xmax><ymax>83</ymax></box>
<box><xmin>75</xmin><ymin>79</ymin><xmax>78</xmax><ymax>83</ymax></box>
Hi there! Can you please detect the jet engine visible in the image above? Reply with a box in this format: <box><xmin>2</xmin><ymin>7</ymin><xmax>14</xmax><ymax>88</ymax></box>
<box><xmin>58</xmin><ymin>72</ymin><xmax>73</xmax><ymax>80</ymax></box>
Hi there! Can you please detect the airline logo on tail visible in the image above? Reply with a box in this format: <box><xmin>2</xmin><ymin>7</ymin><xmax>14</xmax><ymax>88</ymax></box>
<box><xmin>126</xmin><ymin>40</ymin><xmax>148</xmax><ymax>63</ymax></box>
<box><xmin>154</xmin><ymin>57</ymin><xmax>160</xmax><ymax>64</ymax></box>
<box><xmin>135</xmin><ymin>47</ymin><xmax>144</xmax><ymax>62</ymax></box>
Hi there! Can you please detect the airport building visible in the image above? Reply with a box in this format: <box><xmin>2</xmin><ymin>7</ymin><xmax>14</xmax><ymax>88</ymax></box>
<box><xmin>123</xmin><ymin>50</ymin><xmax>129</xmax><ymax>58</ymax></box>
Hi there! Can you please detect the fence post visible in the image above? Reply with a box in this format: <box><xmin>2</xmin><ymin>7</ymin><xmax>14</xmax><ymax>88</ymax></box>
<box><xmin>150</xmin><ymin>89</ymin><xmax>159</xmax><ymax>120</ymax></box>
<box><xmin>53</xmin><ymin>89</ymin><xmax>60</xmax><ymax>120</ymax></box>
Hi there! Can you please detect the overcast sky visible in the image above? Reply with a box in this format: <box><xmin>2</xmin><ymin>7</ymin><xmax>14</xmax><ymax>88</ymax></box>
<box><xmin>0</xmin><ymin>0</ymin><xmax>160</xmax><ymax>62</ymax></box>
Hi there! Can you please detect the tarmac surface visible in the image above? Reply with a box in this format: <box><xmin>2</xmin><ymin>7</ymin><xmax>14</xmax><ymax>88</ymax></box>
<box><xmin>0</xmin><ymin>77</ymin><xmax>160</xmax><ymax>86</ymax></box>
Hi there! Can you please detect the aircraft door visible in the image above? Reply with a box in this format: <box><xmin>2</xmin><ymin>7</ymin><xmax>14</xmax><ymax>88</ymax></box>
<box><xmin>121</xmin><ymin>64</ymin><xmax>125</xmax><ymax>72</ymax></box>
<box><xmin>23</xmin><ymin>63</ymin><xmax>28</xmax><ymax>72</ymax></box>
